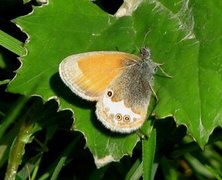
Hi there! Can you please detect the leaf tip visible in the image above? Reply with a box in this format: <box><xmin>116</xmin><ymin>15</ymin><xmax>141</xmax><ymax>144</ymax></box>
<box><xmin>94</xmin><ymin>155</ymin><xmax>115</xmax><ymax>168</ymax></box>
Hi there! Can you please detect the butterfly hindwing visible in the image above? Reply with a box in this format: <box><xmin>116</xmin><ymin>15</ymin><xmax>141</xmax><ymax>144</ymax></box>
<box><xmin>96</xmin><ymin>59</ymin><xmax>152</xmax><ymax>133</ymax></box>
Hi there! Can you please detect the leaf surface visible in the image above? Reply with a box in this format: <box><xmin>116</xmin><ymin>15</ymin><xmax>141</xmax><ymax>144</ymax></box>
<box><xmin>7</xmin><ymin>0</ymin><xmax>222</xmax><ymax>165</ymax></box>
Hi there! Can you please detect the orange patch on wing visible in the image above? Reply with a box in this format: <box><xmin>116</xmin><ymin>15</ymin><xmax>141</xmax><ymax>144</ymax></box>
<box><xmin>76</xmin><ymin>53</ymin><xmax>130</xmax><ymax>94</ymax></box>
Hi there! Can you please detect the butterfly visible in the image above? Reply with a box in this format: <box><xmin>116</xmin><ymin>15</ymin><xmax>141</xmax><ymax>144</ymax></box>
<box><xmin>59</xmin><ymin>48</ymin><xmax>168</xmax><ymax>133</ymax></box>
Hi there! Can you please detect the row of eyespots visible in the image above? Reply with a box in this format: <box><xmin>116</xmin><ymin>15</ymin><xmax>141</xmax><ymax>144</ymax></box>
<box><xmin>115</xmin><ymin>113</ymin><xmax>130</xmax><ymax>122</ymax></box>
<box><xmin>108</xmin><ymin>113</ymin><xmax>138</xmax><ymax>123</ymax></box>
<box><xmin>106</xmin><ymin>90</ymin><xmax>138</xmax><ymax>123</ymax></box>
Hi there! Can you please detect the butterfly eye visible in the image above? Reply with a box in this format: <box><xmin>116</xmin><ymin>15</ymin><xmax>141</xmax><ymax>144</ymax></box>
<box><xmin>140</xmin><ymin>47</ymin><xmax>151</xmax><ymax>59</ymax></box>
<box><xmin>154</xmin><ymin>67</ymin><xmax>157</xmax><ymax>72</ymax></box>
<box><xmin>106</xmin><ymin>90</ymin><xmax>113</xmax><ymax>97</ymax></box>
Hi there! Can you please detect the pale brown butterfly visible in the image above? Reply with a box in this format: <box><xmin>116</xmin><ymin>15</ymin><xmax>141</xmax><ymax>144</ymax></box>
<box><xmin>59</xmin><ymin>48</ymin><xmax>168</xmax><ymax>133</ymax></box>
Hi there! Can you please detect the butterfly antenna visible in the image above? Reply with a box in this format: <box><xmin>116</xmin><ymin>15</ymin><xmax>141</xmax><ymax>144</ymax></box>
<box><xmin>142</xmin><ymin>29</ymin><xmax>151</xmax><ymax>48</ymax></box>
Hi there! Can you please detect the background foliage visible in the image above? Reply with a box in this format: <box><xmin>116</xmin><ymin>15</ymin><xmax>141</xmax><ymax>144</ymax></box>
<box><xmin>1</xmin><ymin>0</ymin><xmax>222</xmax><ymax>179</ymax></box>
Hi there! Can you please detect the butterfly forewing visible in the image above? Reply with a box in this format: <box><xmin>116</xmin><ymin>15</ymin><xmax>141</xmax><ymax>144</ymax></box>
<box><xmin>59</xmin><ymin>52</ymin><xmax>134</xmax><ymax>101</ymax></box>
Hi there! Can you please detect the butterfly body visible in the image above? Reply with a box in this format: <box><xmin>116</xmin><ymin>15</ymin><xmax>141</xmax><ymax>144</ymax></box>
<box><xmin>59</xmin><ymin>48</ymin><xmax>157</xmax><ymax>133</ymax></box>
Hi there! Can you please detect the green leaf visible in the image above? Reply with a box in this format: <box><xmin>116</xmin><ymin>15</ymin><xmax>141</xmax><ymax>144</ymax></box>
<box><xmin>154</xmin><ymin>0</ymin><xmax>222</xmax><ymax>147</ymax></box>
<box><xmin>125</xmin><ymin>159</ymin><xmax>143</xmax><ymax>180</ymax></box>
<box><xmin>7</xmin><ymin>0</ymin><xmax>222</xmax><ymax>166</ymax></box>
<box><xmin>0</xmin><ymin>30</ymin><xmax>26</xmax><ymax>56</ymax></box>
<box><xmin>8</xmin><ymin>0</ymin><xmax>142</xmax><ymax>167</ymax></box>
<box><xmin>142</xmin><ymin>129</ymin><xmax>157</xmax><ymax>180</ymax></box>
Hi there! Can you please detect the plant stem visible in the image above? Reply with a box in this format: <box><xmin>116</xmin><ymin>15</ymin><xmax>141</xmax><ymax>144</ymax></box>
<box><xmin>4</xmin><ymin>101</ymin><xmax>39</xmax><ymax>180</ymax></box>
